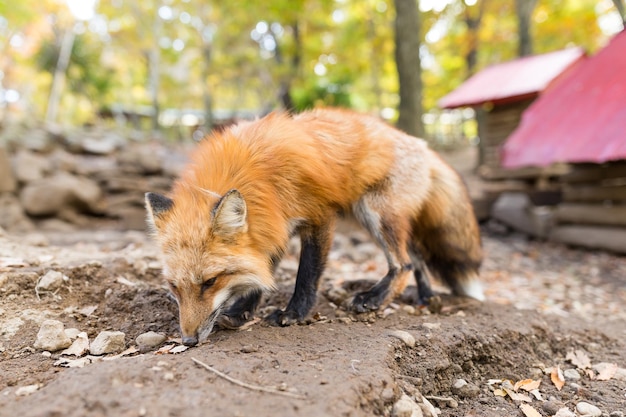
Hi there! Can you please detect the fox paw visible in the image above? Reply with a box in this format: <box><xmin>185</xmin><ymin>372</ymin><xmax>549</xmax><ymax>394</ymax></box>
<box><xmin>265</xmin><ymin>309</ymin><xmax>301</xmax><ymax>327</ymax></box>
<box><xmin>350</xmin><ymin>290</ymin><xmax>386</xmax><ymax>313</ymax></box>
<box><xmin>216</xmin><ymin>313</ymin><xmax>252</xmax><ymax>330</ymax></box>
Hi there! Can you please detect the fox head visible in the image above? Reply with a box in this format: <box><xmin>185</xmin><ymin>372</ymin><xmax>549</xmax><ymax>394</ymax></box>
<box><xmin>145</xmin><ymin>189</ymin><xmax>273</xmax><ymax>346</ymax></box>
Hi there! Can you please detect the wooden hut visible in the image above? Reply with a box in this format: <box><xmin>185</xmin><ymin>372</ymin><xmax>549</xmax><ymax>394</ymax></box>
<box><xmin>439</xmin><ymin>48</ymin><xmax>585</xmax><ymax>180</ymax></box>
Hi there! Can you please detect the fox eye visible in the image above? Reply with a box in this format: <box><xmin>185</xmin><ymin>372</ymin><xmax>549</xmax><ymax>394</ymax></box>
<box><xmin>201</xmin><ymin>277</ymin><xmax>217</xmax><ymax>293</ymax></box>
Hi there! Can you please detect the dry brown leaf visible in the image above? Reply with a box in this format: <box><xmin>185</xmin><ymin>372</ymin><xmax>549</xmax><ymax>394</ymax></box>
<box><xmin>503</xmin><ymin>387</ymin><xmax>532</xmax><ymax>402</ymax></box>
<box><xmin>551</xmin><ymin>366</ymin><xmax>565</xmax><ymax>391</ymax></box>
<box><xmin>566</xmin><ymin>350</ymin><xmax>591</xmax><ymax>370</ymax></box>
<box><xmin>519</xmin><ymin>403</ymin><xmax>542</xmax><ymax>417</ymax></box>
<box><xmin>493</xmin><ymin>388</ymin><xmax>507</xmax><ymax>397</ymax></box>
<box><xmin>155</xmin><ymin>344</ymin><xmax>175</xmax><ymax>354</ymax></box>
<box><xmin>595</xmin><ymin>363</ymin><xmax>618</xmax><ymax>381</ymax></box>
<box><xmin>514</xmin><ymin>378</ymin><xmax>541</xmax><ymax>392</ymax></box>
<box><xmin>169</xmin><ymin>345</ymin><xmax>188</xmax><ymax>354</ymax></box>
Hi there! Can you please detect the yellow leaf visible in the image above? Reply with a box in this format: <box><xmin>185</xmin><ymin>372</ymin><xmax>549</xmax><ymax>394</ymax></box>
<box><xmin>551</xmin><ymin>366</ymin><xmax>565</xmax><ymax>391</ymax></box>
<box><xmin>493</xmin><ymin>388</ymin><xmax>507</xmax><ymax>397</ymax></box>
<box><xmin>503</xmin><ymin>387</ymin><xmax>532</xmax><ymax>402</ymax></box>
<box><xmin>514</xmin><ymin>378</ymin><xmax>541</xmax><ymax>392</ymax></box>
<box><xmin>519</xmin><ymin>403</ymin><xmax>542</xmax><ymax>417</ymax></box>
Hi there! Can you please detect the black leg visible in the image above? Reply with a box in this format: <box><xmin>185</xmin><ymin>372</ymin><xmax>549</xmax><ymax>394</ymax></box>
<box><xmin>413</xmin><ymin>266</ymin><xmax>434</xmax><ymax>305</ymax></box>
<box><xmin>351</xmin><ymin>268</ymin><xmax>397</xmax><ymax>313</ymax></box>
<box><xmin>265</xmin><ymin>222</ymin><xmax>333</xmax><ymax>326</ymax></box>
<box><xmin>217</xmin><ymin>290</ymin><xmax>262</xmax><ymax>329</ymax></box>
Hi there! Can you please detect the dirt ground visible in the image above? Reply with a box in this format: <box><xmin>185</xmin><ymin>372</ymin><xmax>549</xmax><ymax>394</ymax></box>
<box><xmin>1</xmin><ymin>216</ymin><xmax>625</xmax><ymax>417</ymax></box>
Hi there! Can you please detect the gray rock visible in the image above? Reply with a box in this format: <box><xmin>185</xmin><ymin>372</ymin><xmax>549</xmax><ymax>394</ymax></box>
<box><xmin>554</xmin><ymin>409</ymin><xmax>576</xmax><ymax>417</ymax></box>
<box><xmin>392</xmin><ymin>394</ymin><xmax>423</xmax><ymax>417</ymax></box>
<box><xmin>81</xmin><ymin>133</ymin><xmax>122</xmax><ymax>155</ymax></box>
<box><xmin>543</xmin><ymin>400</ymin><xmax>565</xmax><ymax>415</ymax></box>
<box><xmin>34</xmin><ymin>320</ymin><xmax>72</xmax><ymax>352</ymax></box>
<box><xmin>451</xmin><ymin>378</ymin><xmax>480</xmax><ymax>399</ymax></box>
<box><xmin>135</xmin><ymin>331</ymin><xmax>167</xmax><ymax>349</ymax></box>
<box><xmin>0</xmin><ymin>194</ymin><xmax>33</xmax><ymax>233</ymax></box>
<box><xmin>36</xmin><ymin>270</ymin><xmax>67</xmax><ymax>292</ymax></box>
<box><xmin>89</xmin><ymin>331</ymin><xmax>126</xmax><ymax>355</ymax></box>
<box><xmin>575</xmin><ymin>402</ymin><xmax>602</xmax><ymax>417</ymax></box>
<box><xmin>12</xmin><ymin>149</ymin><xmax>51</xmax><ymax>183</ymax></box>
<box><xmin>20</xmin><ymin>173</ymin><xmax>104</xmax><ymax>216</ymax></box>
<box><xmin>563</xmin><ymin>368</ymin><xmax>581</xmax><ymax>380</ymax></box>
<box><xmin>0</xmin><ymin>147</ymin><xmax>16</xmax><ymax>192</ymax></box>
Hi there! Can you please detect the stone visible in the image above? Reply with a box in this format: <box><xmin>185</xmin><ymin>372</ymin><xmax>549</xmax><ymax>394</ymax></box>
<box><xmin>135</xmin><ymin>331</ymin><xmax>167</xmax><ymax>350</ymax></box>
<box><xmin>392</xmin><ymin>394</ymin><xmax>423</xmax><ymax>417</ymax></box>
<box><xmin>575</xmin><ymin>402</ymin><xmax>602</xmax><ymax>417</ymax></box>
<box><xmin>387</xmin><ymin>330</ymin><xmax>416</xmax><ymax>348</ymax></box>
<box><xmin>81</xmin><ymin>132</ymin><xmax>122</xmax><ymax>155</ymax></box>
<box><xmin>553</xmin><ymin>408</ymin><xmax>576</xmax><ymax>417</ymax></box>
<box><xmin>89</xmin><ymin>331</ymin><xmax>126</xmax><ymax>355</ymax></box>
<box><xmin>15</xmin><ymin>384</ymin><xmax>40</xmax><ymax>397</ymax></box>
<box><xmin>491</xmin><ymin>192</ymin><xmax>552</xmax><ymax>238</ymax></box>
<box><xmin>543</xmin><ymin>400</ymin><xmax>565</xmax><ymax>415</ymax></box>
<box><xmin>0</xmin><ymin>193</ymin><xmax>33</xmax><ymax>233</ymax></box>
<box><xmin>563</xmin><ymin>368</ymin><xmax>581</xmax><ymax>380</ymax></box>
<box><xmin>34</xmin><ymin>320</ymin><xmax>72</xmax><ymax>352</ymax></box>
<box><xmin>451</xmin><ymin>378</ymin><xmax>480</xmax><ymax>399</ymax></box>
<box><xmin>12</xmin><ymin>149</ymin><xmax>51</xmax><ymax>183</ymax></box>
<box><xmin>36</xmin><ymin>270</ymin><xmax>67</xmax><ymax>292</ymax></box>
<box><xmin>61</xmin><ymin>332</ymin><xmax>89</xmax><ymax>357</ymax></box>
<box><xmin>0</xmin><ymin>147</ymin><xmax>16</xmax><ymax>192</ymax></box>
<box><xmin>20</xmin><ymin>173</ymin><xmax>104</xmax><ymax>217</ymax></box>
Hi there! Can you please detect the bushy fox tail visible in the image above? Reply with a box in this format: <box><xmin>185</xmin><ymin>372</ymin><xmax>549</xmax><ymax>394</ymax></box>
<box><xmin>412</xmin><ymin>161</ymin><xmax>484</xmax><ymax>301</ymax></box>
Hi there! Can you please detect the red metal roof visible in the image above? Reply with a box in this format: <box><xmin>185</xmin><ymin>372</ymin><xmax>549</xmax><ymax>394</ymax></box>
<box><xmin>502</xmin><ymin>30</ymin><xmax>626</xmax><ymax>168</ymax></box>
<box><xmin>438</xmin><ymin>47</ymin><xmax>586</xmax><ymax>109</ymax></box>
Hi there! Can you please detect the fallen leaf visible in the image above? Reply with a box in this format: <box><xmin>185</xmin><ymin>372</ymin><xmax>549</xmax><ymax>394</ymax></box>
<box><xmin>0</xmin><ymin>257</ymin><xmax>28</xmax><ymax>268</ymax></box>
<box><xmin>529</xmin><ymin>389</ymin><xmax>543</xmax><ymax>401</ymax></box>
<box><xmin>155</xmin><ymin>344</ymin><xmax>175</xmax><ymax>354</ymax></box>
<box><xmin>514</xmin><ymin>379</ymin><xmax>541</xmax><ymax>392</ymax></box>
<box><xmin>54</xmin><ymin>357</ymin><xmax>93</xmax><ymax>368</ymax></box>
<box><xmin>503</xmin><ymin>387</ymin><xmax>532</xmax><ymax>402</ymax></box>
<box><xmin>169</xmin><ymin>345</ymin><xmax>188</xmax><ymax>354</ymax></box>
<box><xmin>493</xmin><ymin>388</ymin><xmax>507</xmax><ymax>397</ymax></box>
<box><xmin>594</xmin><ymin>362</ymin><xmax>618</xmax><ymax>381</ymax></box>
<box><xmin>78</xmin><ymin>305</ymin><xmax>98</xmax><ymax>317</ymax></box>
<box><xmin>551</xmin><ymin>366</ymin><xmax>565</xmax><ymax>391</ymax></box>
<box><xmin>566</xmin><ymin>350</ymin><xmax>591</xmax><ymax>370</ymax></box>
<box><xmin>519</xmin><ymin>403</ymin><xmax>542</xmax><ymax>417</ymax></box>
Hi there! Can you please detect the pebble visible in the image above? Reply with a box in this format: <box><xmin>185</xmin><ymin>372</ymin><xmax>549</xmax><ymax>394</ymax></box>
<box><xmin>135</xmin><ymin>331</ymin><xmax>167</xmax><ymax>350</ymax></box>
<box><xmin>553</xmin><ymin>408</ymin><xmax>576</xmax><ymax>417</ymax></box>
<box><xmin>610</xmin><ymin>412</ymin><xmax>624</xmax><ymax>417</ymax></box>
<box><xmin>451</xmin><ymin>378</ymin><xmax>480</xmax><ymax>399</ymax></box>
<box><xmin>419</xmin><ymin>397</ymin><xmax>441</xmax><ymax>417</ymax></box>
<box><xmin>64</xmin><ymin>328</ymin><xmax>81</xmax><ymax>340</ymax></box>
<box><xmin>15</xmin><ymin>384</ymin><xmax>40</xmax><ymax>397</ymax></box>
<box><xmin>575</xmin><ymin>402</ymin><xmax>602</xmax><ymax>417</ymax></box>
<box><xmin>89</xmin><ymin>331</ymin><xmax>126</xmax><ymax>355</ymax></box>
<box><xmin>61</xmin><ymin>332</ymin><xmax>89</xmax><ymax>357</ymax></box>
<box><xmin>381</xmin><ymin>387</ymin><xmax>396</xmax><ymax>402</ymax></box>
<box><xmin>564</xmin><ymin>368</ymin><xmax>581</xmax><ymax>380</ymax></box>
<box><xmin>392</xmin><ymin>394</ymin><xmax>423</xmax><ymax>417</ymax></box>
<box><xmin>543</xmin><ymin>400</ymin><xmax>565</xmax><ymax>415</ymax></box>
<box><xmin>36</xmin><ymin>270</ymin><xmax>67</xmax><ymax>292</ymax></box>
<box><xmin>387</xmin><ymin>330</ymin><xmax>416</xmax><ymax>348</ymax></box>
<box><xmin>34</xmin><ymin>320</ymin><xmax>72</xmax><ymax>352</ymax></box>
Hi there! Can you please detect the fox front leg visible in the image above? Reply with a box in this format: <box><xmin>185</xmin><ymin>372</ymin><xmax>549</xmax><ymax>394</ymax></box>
<box><xmin>265</xmin><ymin>220</ymin><xmax>334</xmax><ymax>326</ymax></box>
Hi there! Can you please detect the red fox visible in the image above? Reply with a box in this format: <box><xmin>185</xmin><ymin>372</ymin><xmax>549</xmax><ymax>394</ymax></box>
<box><xmin>146</xmin><ymin>108</ymin><xmax>484</xmax><ymax>346</ymax></box>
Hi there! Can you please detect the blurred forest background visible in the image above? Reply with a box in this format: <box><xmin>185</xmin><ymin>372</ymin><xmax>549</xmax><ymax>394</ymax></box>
<box><xmin>0</xmin><ymin>0</ymin><xmax>624</xmax><ymax>142</ymax></box>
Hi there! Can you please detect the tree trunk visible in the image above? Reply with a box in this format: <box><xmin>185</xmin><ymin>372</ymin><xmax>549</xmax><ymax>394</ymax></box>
<box><xmin>148</xmin><ymin>11</ymin><xmax>162</xmax><ymax>133</ymax></box>
<box><xmin>45</xmin><ymin>28</ymin><xmax>75</xmax><ymax>124</ymax></box>
<box><xmin>393</xmin><ymin>0</ymin><xmax>424</xmax><ymax>137</ymax></box>
<box><xmin>515</xmin><ymin>0</ymin><xmax>538</xmax><ymax>57</ymax></box>
<box><xmin>612</xmin><ymin>0</ymin><xmax>626</xmax><ymax>28</ymax></box>
<box><xmin>464</xmin><ymin>0</ymin><xmax>486</xmax><ymax>77</ymax></box>
<box><xmin>201</xmin><ymin>43</ymin><xmax>214</xmax><ymax>132</ymax></box>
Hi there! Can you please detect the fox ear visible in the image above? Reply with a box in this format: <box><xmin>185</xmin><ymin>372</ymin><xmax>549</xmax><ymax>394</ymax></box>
<box><xmin>145</xmin><ymin>192</ymin><xmax>173</xmax><ymax>230</ymax></box>
<box><xmin>212</xmin><ymin>189</ymin><xmax>247</xmax><ymax>236</ymax></box>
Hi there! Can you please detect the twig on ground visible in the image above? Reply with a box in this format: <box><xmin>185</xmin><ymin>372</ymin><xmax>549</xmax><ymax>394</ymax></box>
<box><xmin>191</xmin><ymin>357</ymin><xmax>306</xmax><ymax>400</ymax></box>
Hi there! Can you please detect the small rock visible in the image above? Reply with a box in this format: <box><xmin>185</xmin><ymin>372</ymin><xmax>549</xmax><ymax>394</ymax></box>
<box><xmin>135</xmin><ymin>331</ymin><xmax>167</xmax><ymax>350</ymax></box>
<box><xmin>564</xmin><ymin>368</ymin><xmax>581</xmax><ymax>380</ymax></box>
<box><xmin>613</xmin><ymin>367</ymin><xmax>626</xmax><ymax>381</ymax></box>
<box><xmin>554</xmin><ymin>408</ymin><xmax>576</xmax><ymax>417</ymax></box>
<box><xmin>451</xmin><ymin>378</ymin><xmax>480</xmax><ymax>399</ymax></box>
<box><xmin>392</xmin><ymin>394</ymin><xmax>424</xmax><ymax>417</ymax></box>
<box><xmin>12</xmin><ymin>149</ymin><xmax>50</xmax><ymax>183</ymax></box>
<box><xmin>15</xmin><ymin>384</ymin><xmax>40</xmax><ymax>397</ymax></box>
<box><xmin>575</xmin><ymin>402</ymin><xmax>602</xmax><ymax>417</ymax></box>
<box><xmin>34</xmin><ymin>320</ymin><xmax>72</xmax><ymax>352</ymax></box>
<box><xmin>64</xmin><ymin>328</ymin><xmax>81</xmax><ymax>340</ymax></box>
<box><xmin>419</xmin><ymin>396</ymin><xmax>441</xmax><ymax>417</ymax></box>
<box><xmin>240</xmin><ymin>345</ymin><xmax>258</xmax><ymax>354</ymax></box>
<box><xmin>0</xmin><ymin>147</ymin><xmax>16</xmax><ymax>192</ymax></box>
<box><xmin>543</xmin><ymin>400</ymin><xmax>565</xmax><ymax>415</ymax></box>
<box><xmin>36</xmin><ymin>270</ymin><xmax>67</xmax><ymax>292</ymax></box>
<box><xmin>163</xmin><ymin>372</ymin><xmax>175</xmax><ymax>381</ymax></box>
<box><xmin>610</xmin><ymin>412</ymin><xmax>624</xmax><ymax>417</ymax></box>
<box><xmin>388</xmin><ymin>330</ymin><xmax>416</xmax><ymax>348</ymax></box>
<box><xmin>90</xmin><ymin>331</ymin><xmax>126</xmax><ymax>355</ymax></box>
<box><xmin>61</xmin><ymin>332</ymin><xmax>90</xmax><ymax>357</ymax></box>
<box><xmin>401</xmin><ymin>305</ymin><xmax>416</xmax><ymax>315</ymax></box>
<box><xmin>381</xmin><ymin>387</ymin><xmax>396</xmax><ymax>402</ymax></box>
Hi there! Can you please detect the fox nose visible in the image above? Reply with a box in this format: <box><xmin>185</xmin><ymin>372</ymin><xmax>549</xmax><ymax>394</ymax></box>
<box><xmin>182</xmin><ymin>334</ymin><xmax>198</xmax><ymax>346</ymax></box>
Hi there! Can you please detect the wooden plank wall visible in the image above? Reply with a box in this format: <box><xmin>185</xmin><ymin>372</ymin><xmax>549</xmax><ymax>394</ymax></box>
<box><xmin>549</xmin><ymin>161</ymin><xmax>626</xmax><ymax>253</ymax></box>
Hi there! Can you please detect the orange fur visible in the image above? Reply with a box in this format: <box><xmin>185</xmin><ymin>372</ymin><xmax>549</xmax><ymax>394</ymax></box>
<box><xmin>146</xmin><ymin>108</ymin><xmax>483</xmax><ymax>344</ymax></box>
